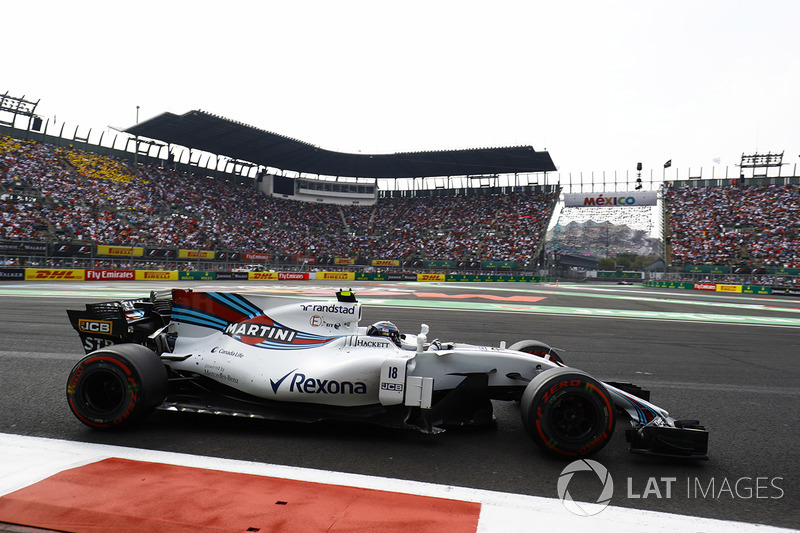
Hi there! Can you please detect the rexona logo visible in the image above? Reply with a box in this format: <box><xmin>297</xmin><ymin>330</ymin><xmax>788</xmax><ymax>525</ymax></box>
<box><xmin>270</xmin><ymin>369</ymin><xmax>367</xmax><ymax>395</ymax></box>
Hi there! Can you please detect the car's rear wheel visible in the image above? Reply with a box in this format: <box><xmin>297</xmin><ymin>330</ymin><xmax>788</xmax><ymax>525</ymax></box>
<box><xmin>520</xmin><ymin>367</ymin><xmax>615</xmax><ymax>458</ymax></box>
<box><xmin>66</xmin><ymin>344</ymin><xmax>168</xmax><ymax>430</ymax></box>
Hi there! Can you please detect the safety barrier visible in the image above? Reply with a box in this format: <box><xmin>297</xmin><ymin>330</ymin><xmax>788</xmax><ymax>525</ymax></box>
<box><xmin>1</xmin><ymin>268</ymin><xmax>555</xmax><ymax>284</ymax></box>
<box><xmin>644</xmin><ymin>280</ymin><xmax>800</xmax><ymax>297</ymax></box>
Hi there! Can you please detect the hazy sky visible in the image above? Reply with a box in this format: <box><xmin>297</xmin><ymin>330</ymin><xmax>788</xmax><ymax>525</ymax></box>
<box><xmin>6</xmin><ymin>0</ymin><xmax>799</xmax><ymax>176</ymax></box>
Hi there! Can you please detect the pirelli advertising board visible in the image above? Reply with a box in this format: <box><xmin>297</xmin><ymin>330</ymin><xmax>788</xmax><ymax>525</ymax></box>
<box><xmin>317</xmin><ymin>271</ymin><xmax>356</xmax><ymax>281</ymax></box>
<box><xmin>178</xmin><ymin>250</ymin><xmax>216</xmax><ymax>260</ymax></box>
<box><xmin>25</xmin><ymin>268</ymin><xmax>86</xmax><ymax>281</ymax></box>
<box><xmin>134</xmin><ymin>270</ymin><xmax>179</xmax><ymax>281</ymax></box>
<box><xmin>96</xmin><ymin>245</ymin><xmax>145</xmax><ymax>257</ymax></box>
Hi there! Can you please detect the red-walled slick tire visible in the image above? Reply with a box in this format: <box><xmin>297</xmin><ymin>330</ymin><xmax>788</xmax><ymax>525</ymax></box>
<box><xmin>66</xmin><ymin>344</ymin><xmax>168</xmax><ymax>430</ymax></box>
<box><xmin>520</xmin><ymin>367</ymin><xmax>615</xmax><ymax>458</ymax></box>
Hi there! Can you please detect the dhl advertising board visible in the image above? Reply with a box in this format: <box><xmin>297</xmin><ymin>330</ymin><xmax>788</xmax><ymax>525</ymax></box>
<box><xmin>248</xmin><ymin>272</ymin><xmax>279</xmax><ymax>281</ymax></box>
<box><xmin>25</xmin><ymin>268</ymin><xmax>85</xmax><ymax>281</ymax></box>
<box><xmin>417</xmin><ymin>273</ymin><xmax>445</xmax><ymax>282</ymax></box>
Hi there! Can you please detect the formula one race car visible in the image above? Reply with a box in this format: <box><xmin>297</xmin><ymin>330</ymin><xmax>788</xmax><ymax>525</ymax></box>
<box><xmin>66</xmin><ymin>289</ymin><xmax>708</xmax><ymax>459</ymax></box>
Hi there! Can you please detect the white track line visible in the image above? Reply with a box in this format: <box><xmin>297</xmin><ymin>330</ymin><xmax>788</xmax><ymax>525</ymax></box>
<box><xmin>0</xmin><ymin>433</ymin><xmax>795</xmax><ymax>533</ymax></box>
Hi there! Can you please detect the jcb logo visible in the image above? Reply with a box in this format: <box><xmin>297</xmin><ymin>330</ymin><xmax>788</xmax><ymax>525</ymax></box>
<box><xmin>78</xmin><ymin>319</ymin><xmax>113</xmax><ymax>334</ymax></box>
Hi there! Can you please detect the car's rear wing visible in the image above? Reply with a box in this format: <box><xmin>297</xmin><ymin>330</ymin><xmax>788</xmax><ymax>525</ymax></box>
<box><xmin>67</xmin><ymin>291</ymin><xmax>173</xmax><ymax>353</ymax></box>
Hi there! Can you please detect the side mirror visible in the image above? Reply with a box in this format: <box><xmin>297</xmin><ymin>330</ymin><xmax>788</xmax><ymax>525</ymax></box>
<box><xmin>417</xmin><ymin>324</ymin><xmax>429</xmax><ymax>353</ymax></box>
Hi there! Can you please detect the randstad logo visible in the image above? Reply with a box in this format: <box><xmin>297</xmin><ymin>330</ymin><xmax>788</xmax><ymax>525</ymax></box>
<box><xmin>557</xmin><ymin>459</ymin><xmax>614</xmax><ymax>516</ymax></box>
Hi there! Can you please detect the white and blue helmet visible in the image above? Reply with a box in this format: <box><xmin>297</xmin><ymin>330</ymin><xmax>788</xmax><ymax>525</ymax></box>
<box><xmin>367</xmin><ymin>321</ymin><xmax>400</xmax><ymax>346</ymax></box>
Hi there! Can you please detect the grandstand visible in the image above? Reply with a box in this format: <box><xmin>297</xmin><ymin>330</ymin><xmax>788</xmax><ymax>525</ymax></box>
<box><xmin>2</xmin><ymin>91</ymin><xmax>800</xmax><ymax>285</ymax></box>
<box><xmin>0</xmin><ymin>134</ymin><xmax>558</xmax><ymax>272</ymax></box>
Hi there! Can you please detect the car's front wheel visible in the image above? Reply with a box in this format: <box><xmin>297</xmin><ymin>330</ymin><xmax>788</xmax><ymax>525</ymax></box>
<box><xmin>520</xmin><ymin>367</ymin><xmax>615</xmax><ymax>458</ymax></box>
<box><xmin>508</xmin><ymin>339</ymin><xmax>564</xmax><ymax>364</ymax></box>
<box><xmin>66</xmin><ymin>344</ymin><xmax>168</xmax><ymax>430</ymax></box>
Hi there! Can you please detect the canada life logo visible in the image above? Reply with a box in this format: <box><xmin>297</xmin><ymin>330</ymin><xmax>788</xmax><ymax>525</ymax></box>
<box><xmin>557</xmin><ymin>459</ymin><xmax>614</xmax><ymax>516</ymax></box>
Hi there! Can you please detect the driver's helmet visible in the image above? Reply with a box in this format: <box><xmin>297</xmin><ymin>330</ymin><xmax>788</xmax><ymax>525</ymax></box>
<box><xmin>366</xmin><ymin>321</ymin><xmax>400</xmax><ymax>346</ymax></box>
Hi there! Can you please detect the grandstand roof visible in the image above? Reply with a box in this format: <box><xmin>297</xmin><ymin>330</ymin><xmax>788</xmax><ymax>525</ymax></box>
<box><xmin>124</xmin><ymin>110</ymin><xmax>556</xmax><ymax>179</ymax></box>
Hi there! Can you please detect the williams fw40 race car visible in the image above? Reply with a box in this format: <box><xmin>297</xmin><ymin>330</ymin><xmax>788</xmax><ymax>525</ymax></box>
<box><xmin>66</xmin><ymin>289</ymin><xmax>708</xmax><ymax>460</ymax></box>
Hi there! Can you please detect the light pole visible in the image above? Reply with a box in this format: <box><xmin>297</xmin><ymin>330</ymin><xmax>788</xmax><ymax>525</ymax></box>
<box><xmin>134</xmin><ymin>106</ymin><xmax>140</xmax><ymax>167</ymax></box>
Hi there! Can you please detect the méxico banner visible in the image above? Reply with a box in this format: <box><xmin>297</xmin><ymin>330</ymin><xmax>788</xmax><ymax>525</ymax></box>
<box><xmin>563</xmin><ymin>191</ymin><xmax>657</xmax><ymax>207</ymax></box>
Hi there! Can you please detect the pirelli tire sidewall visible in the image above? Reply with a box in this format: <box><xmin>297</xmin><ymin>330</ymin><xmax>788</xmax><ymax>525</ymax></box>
<box><xmin>66</xmin><ymin>344</ymin><xmax>168</xmax><ymax>430</ymax></box>
<box><xmin>520</xmin><ymin>367</ymin><xmax>616</xmax><ymax>458</ymax></box>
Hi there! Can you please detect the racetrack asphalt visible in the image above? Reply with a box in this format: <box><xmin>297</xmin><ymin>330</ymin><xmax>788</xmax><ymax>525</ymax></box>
<box><xmin>0</xmin><ymin>280</ymin><xmax>798</xmax><ymax>530</ymax></box>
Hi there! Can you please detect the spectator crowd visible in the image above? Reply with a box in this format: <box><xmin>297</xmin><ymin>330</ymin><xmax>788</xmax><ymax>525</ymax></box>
<box><xmin>3</xmin><ymin>134</ymin><xmax>800</xmax><ymax>271</ymax></box>
<box><xmin>1</xmin><ymin>135</ymin><xmax>556</xmax><ymax>265</ymax></box>
<box><xmin>665</xmin><ymin>183</ymin><xmax>800</xmax><ymax>268</ymax></box>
